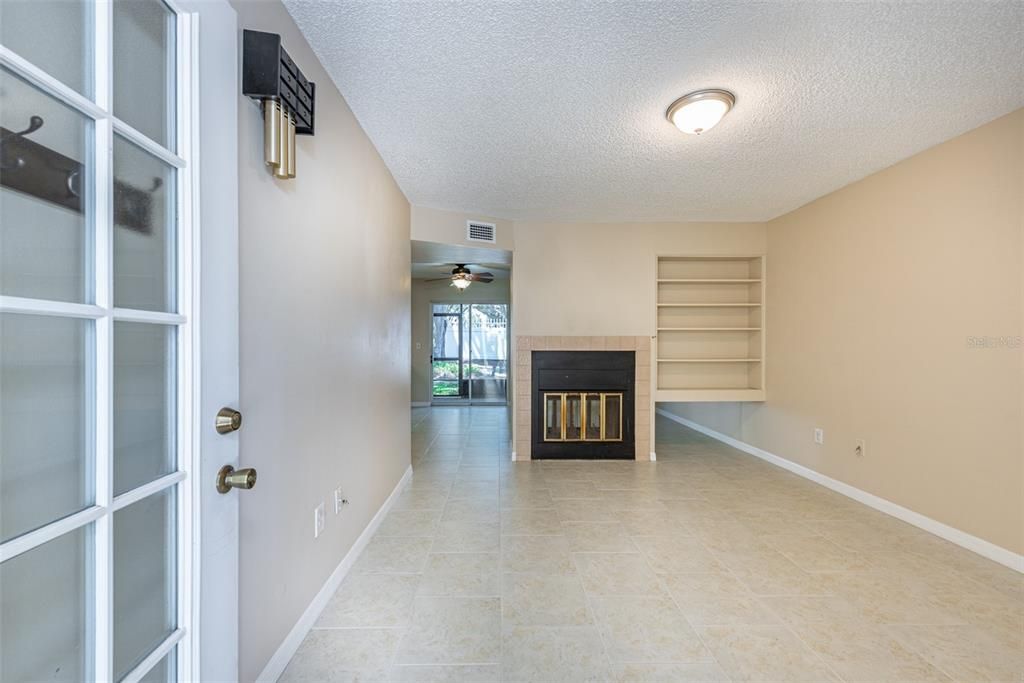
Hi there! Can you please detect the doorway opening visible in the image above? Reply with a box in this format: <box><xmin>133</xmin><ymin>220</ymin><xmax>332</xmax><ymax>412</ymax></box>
<box><xmin>431</xmin><ymin>303</ymin><xmax>508</xmax><ymax>405</ymax></box>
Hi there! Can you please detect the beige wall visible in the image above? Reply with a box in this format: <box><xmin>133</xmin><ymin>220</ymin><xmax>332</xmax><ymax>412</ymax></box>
<box><xmin>511</xmin><ymin>221</ymin><xmax>765</xmax><ymax>336</ymax></box>
<box><xmin>664</xmin><ymin>109</ymin><xmax>1024</xmax><ymax>554</ymax></box>
<box><xmin>410</xmin><ymin>278</ymin><xmax>511</xmax><ymax>404</ymax></box>
<box><xmin>232</xmin><ymin>1</ymin><xmax>411</xmax><ymax>680</ymax></box>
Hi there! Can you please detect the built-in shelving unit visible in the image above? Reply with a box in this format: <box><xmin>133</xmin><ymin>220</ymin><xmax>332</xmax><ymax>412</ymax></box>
<box><xmin>655</xmin><ymin>256</ymin><xmax>765</xmax><ymax>402</ymax></box>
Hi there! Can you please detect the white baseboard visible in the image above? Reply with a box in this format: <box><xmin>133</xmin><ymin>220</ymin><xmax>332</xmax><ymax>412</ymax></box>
<box><xmin>410</xmin><ymin>401</ymin><xmax>430</xmax><ymax>408</ymax></box>
<box><xmin>255</xmin><ymin>465</ymin><xmax>414</xmax><ymax>683</ymax></box>
<box><xmin>656</xmin><ymin>409</ymin><xmax>1023</xmax><ymax>573</ymax></box>
<box><xmin>511</xmin><ymin>451</ymin><xmax>517</xmax><ymax>462</ymax></box>
<box><xmin>650</xmin><ymin>451</ymin><xmax>657</xmax><ymax>461</ymax></box>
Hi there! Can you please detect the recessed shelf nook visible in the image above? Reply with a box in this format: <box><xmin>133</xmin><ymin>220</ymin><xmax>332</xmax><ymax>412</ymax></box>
<box><xmin>655</xmin><ymin>256</ymin><xmax>766</xmax><ymax>402</ymax></box>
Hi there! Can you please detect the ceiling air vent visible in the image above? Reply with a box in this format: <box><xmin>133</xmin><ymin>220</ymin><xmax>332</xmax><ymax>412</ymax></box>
<box><xmin>467</xmin><ymin>220</ymin><xmax>496</xmax><ymax>244</ymax></box>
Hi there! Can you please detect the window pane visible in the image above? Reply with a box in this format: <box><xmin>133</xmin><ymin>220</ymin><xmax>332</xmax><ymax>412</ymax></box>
<box><xmin>0</xmin><ymin>67</ymin><xmax>93</xmax><ymax>303</ymax></box>
<box><xmin>112</xmin><ymin>135</ymin><xmax>176</xmax><ymax>312</ymax></box>
<box><xmin>114</xmin><ymin>322</ymin><xmax>175</xmax><ymax>496</ymax></box>
<box><xmin>112</xmin><ymin>0</ymin><xmax>175</xmax><ymax>148</ymax></box>
<box><xmin>0</xmin><ymin>525</ymin><xmax>93</xmax><ymax>682</ymax></box>
<box><xmin>113</xmin><ymin>487</ymin><xmax>176</xmax><ymax>681</ymax></box>
<box><xmin>0</xmin><ymin>313</ymin><xmax>92</xmax><ymax>542</ymax></box>
<box><xmin>0</xmin><ymin>0</ymin><xmax>92</xmax><ymax>96</ymax></box>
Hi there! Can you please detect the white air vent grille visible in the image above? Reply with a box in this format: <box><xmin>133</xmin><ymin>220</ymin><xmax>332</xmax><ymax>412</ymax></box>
<box><xmin>467</xmin><ymin>221</ymin><xmax>497</xmax><ymax>243</ymax></box>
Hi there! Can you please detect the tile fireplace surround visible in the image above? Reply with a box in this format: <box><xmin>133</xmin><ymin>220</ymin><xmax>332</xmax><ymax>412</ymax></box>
<box><xmin>514</xmin><ymin>336</ymin><xmax>652</xmax><ymax>460</ymax></box>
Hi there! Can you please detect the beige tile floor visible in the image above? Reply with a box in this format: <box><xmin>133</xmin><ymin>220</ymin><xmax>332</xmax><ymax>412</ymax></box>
<box><xmin>281</xmin><ymin>407</ymin><xmax>1023</xmax><ymax>683</ymax></box>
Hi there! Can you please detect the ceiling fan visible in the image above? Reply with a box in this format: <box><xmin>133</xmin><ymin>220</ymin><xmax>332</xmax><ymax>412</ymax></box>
<box><xmin>426</xmin><ymin>264</ymin><xmax>494</xmax><ymax>291</ymax></box>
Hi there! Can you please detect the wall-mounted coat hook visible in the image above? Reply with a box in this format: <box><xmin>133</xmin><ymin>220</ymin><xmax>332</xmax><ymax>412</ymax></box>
<box><xmin>0</xmin><ymin>115</ymin><xmax>45</xmax><ymax>170</ymax></box>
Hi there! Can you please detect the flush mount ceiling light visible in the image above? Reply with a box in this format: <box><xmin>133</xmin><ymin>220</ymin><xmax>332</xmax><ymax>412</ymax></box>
<box><xmin>666</xmin><ymin>89</ymin><xmax>735</xmax><ymax>135</ymax></box>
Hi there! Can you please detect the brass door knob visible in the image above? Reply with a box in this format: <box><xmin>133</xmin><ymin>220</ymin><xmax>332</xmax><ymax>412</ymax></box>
<box><xmin>216</xmin><ymin>407</ymin><xmax>242</xmax><ymax>434</ymax></box>
<box><xmin>216</xmin><ymin>465</ymin><xmax>257</xmax><ymax>494</ymax></box>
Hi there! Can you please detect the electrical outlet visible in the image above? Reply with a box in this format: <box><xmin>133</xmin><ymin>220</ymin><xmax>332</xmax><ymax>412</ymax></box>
<box><xmin>814</xmin><ymin>428</ymin><xmax>824</xmax><ymax>444</ymax></box>
<box><xmin>314</xmin><ymin>502</ymin><xmax>325</xmax><ymax>538</ymax></box>
<box><xmin>334</xmin><ymin>487</ymin><xmax>348</xmax><ymax>514</ymax></box>
<box><xmin>854</xmin><ymin>439</ymin><xmax>866</xmax><ymax>457</ymax></box>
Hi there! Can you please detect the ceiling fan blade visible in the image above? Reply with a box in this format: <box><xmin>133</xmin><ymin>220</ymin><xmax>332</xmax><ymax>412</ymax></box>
<box><xmin>468</xmin><ymin>272</ymin><xmax>494</xmax><ymax>283</ymax></box>
<box><xmin>424</xmin><ymin>277</ymin><xmax>452</xmax><ymax>282</ymax></box>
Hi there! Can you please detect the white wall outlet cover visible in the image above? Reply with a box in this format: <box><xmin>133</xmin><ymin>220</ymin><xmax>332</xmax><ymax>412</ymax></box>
<box><xmin>814</xmin><ymin>428</ymin><xmax>824</xmax><ymax>444</ymax></box>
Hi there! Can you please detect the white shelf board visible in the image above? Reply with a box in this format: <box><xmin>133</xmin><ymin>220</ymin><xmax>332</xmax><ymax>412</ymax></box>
<box><xmin>656</xmin><ymin>303</ymin><xmax>761</xmax><ymax>308</ymax></box>
<box><xmin>657</xmin><ymin>279</ymin><xmax>761</xmax><ymax>283</ymax></box>
<box><xmin>655</xmin><ymin>388</ymin><xmax>765</xmax><ymax>403</ymax></box>
<box><xmin>657</xmin><ymin>327</ymin><xmax>761</xmax><ymax>331</ymax></box>
<box><xmin>657</xmin><ymin>358</ymin><xmax>762</xmax><ymax>363</ymax></box>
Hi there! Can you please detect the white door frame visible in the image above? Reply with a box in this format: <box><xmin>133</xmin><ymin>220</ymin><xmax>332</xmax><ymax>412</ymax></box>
<box><xmin>174</xmin><ymin>0</ymin><xmax>240</xmax><ymax>681</ymax></box>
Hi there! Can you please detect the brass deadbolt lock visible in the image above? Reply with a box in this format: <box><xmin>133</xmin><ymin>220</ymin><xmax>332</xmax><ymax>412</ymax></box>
<box><xmin>216</xmin><ymin>407</ymin><xmax>242</xmax><ymax>434</ymax></box>
<box><xmin>216</xmin><ymin>465</ymin><xmax>257</xmax><ymax>494</ymax></box>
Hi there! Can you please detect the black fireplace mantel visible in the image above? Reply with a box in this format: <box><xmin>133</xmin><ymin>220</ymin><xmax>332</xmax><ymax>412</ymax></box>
<box><xmin>531</xmin><ymin>351</ymin><xmax>635</xmax><ymax>459</ymax></box>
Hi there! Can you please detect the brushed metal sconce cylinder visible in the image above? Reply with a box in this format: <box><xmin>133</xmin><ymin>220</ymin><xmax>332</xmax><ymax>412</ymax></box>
<box><xmin>274</xmin><ymin>108</ymin><xmax>291</xmax><ymax>179</ymax></box>
<box><xmin>263</xmin><ymin>99</ymin><xmax>282</xmax><ymax>168</ymax></box>
<box><xmin>286</xmin><ymin>112</ymin><xmax>297</xmax><ymax>178</ymax></box>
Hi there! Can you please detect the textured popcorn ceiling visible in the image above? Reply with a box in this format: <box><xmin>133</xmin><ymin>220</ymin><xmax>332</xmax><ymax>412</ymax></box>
<box><xmin>283</xmin><ymin>0</ymin><xmax>1024</xmax><ymax>222</ymax></box>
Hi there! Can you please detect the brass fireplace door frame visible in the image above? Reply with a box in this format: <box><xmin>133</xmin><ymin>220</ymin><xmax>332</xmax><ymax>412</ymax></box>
<box><xmin>542</xmin><ymin>392</ymin><xmax>623</xmax><ymax>442</ymax></box>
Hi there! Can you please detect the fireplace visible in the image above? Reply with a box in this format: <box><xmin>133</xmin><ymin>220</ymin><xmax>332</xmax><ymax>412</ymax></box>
<box><xmin>531</xmin><ymin>351</ymin><xmax>635</xmax><ymax>459</ymax></box>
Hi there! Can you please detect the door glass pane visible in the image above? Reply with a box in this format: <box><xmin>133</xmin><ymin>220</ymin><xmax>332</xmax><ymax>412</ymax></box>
<box><xmin>467</xmin><ymin>304</ymin><xmax>508</xmax><ymax>402</ymax></box>
<box><xmin>431</xmin><ymin>361</ymin><xmax>459</xmax><ymax>397</ymax></box>
<box><xmin>113</xmin><ymin>487</ymin><xmax>176</xmax><ymax>681</ymax></box>
<box><xmin>113</xmin><ymin>135</ymin><xmax>176</xmax><ymax>312</ymax></box>
<box><xmin>139</xmin><ymin>648</ymin><xmax>175</xmax><ymax>683</ymax></box>
<box><xmin>564</xmin><ymin>393</ymin><xmax>582</xmax><ymax>440</ymax></box>
<box><xmin>431</xmin><ymin>314</ymin><xmax>460</xmax><ymax>359</ymax></box>
<box><xmin>112</xmin><ymin>0</ymin><xmax>175</xmax><ymax>148</ymax></box>
<box><xmin>584</xmin><ymin>393</ymin><xmax>601</xmax><ymax>440</ymax></box>
<box><xmin>114</xmin><ymin>322</ymin><xmax>175</xmax><ymax>496</ymax></box>
<box><xmin>604</xmin><ymin>394</ymin><xmax>622</xmax><ymax>441</ymax></box>
<box><xmin>432</xmin><ymin>311</ymin><xmax>463</xmax><ymax>398</ymax></box>
<box><xmin>0</xmin><ymin>525</ymin><xmax>93</xmax><ymax>682</ymax></box>
<box><xmin>1</xmin><ymin>67</ymin><xmax>93</xmax><ymax>303</ymax></box>
<box><xmin>544</xmin><ymin>394</ymin><xmax>562</xmax><ymax>441</ymax></box>
<box><xmin>0</xmin><ymin>313</ymin><xmax>92</xmax><ymax>542</ymax></box>
<box><xmin>0</xmin><ymin>0</ymin><xmax>92</xmax><ymax>96</ymax></box>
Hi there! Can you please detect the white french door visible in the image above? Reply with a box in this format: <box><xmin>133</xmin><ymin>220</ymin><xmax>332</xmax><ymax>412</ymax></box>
<box><xmin>0</xmin><ymin>1</ymin><xmax>204</xmax><ymax>681</ymax></box>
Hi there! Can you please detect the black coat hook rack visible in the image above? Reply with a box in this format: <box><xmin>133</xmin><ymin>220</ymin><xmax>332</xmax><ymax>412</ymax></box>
<box><xmin>0</xmin><ymin>114</ymin><xmax>165</xmax><ymax>233</ymax></box>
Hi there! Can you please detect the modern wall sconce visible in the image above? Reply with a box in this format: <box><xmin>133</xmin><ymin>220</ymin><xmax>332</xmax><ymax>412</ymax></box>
<box><xmin>242</xmin><ymin>29</ymin><xmax>316</xmax><ymax>179</ymax></box>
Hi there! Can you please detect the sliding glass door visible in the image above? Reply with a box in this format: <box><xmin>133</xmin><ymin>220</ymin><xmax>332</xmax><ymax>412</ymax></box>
<box><xmin>431</xmin><ymin>303</ymin><xmax>508</xmax><ymax>404</ymax></box>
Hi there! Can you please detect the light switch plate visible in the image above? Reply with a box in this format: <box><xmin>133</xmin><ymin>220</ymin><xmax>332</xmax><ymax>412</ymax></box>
<box><xmin>814</xmin><ymin>428</ymin><xmax>824</xmax><ymax>444</ymax></box>
<box><xmin>314</xmin><ymin>502</ymin><xmax>325</xmax><ymax>538</ymax></box>
<box><xmin>334</xmin><ymin>487</ymin><xmax>347</xmax><ymax>514</ymax></box>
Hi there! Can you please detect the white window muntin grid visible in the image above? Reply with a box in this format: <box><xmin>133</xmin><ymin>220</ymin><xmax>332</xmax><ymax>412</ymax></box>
<box><xmin>0</xmin><ymin>1</ymin><xmax>198</xmax><ymax>680</ymax></box>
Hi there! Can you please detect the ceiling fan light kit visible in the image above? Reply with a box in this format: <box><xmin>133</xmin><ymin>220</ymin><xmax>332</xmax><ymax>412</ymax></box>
<box><xmin>425</xmin><ymin>264</ymin><xmax>495</xmax><ymax>291</ymax></box>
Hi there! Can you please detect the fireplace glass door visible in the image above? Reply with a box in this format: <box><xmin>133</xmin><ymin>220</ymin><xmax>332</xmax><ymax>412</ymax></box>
<box><xmin>431</xmin><ymin>303</ymin><xmax>508</xmax><ymax>404</ymax></box>
<box><xmin>543</xmin><ymin>393</ymin><xmax>623</xmax><ymax>442</ymax></box>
